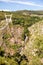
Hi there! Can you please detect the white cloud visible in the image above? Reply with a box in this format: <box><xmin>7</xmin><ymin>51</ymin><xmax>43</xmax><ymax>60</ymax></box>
<box><xmin>11</xmin><ymin>1</ymin><xmax>43</xmax><ymax>7</ymax></box>
<box><xmin>3</xmin><ymin>9</ymin><xmax>10</xmax><ymax>11</ymax></box>
<box><xmin>0</xmin><ymin>9</ymin><xmax>11</xmax><ymax>11</ymax></box>
<box><xmin>0</xmin><ymin>0</ymin><xmax>11</xmax><ymax>2</ymax></box>
<box><xmin>0</xmin><ymin>0</ymin><xmax>10</xmax><ymax>1</ymax></box>
<box><xmin>0</xmin><ymin>0</ymin><xmax>43</xmax><ymax>7</ymax></box>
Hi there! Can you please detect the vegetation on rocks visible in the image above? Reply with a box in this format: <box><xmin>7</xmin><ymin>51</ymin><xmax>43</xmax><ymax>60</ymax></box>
<box><xmin>0</xmin><ymin>10</ymin><xmax>43</xmax><ymax>65</ymax></box>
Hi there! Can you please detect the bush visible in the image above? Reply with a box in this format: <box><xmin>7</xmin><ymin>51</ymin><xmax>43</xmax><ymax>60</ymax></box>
<box><xmin>0</xmin><ymin>56</ymin><xmax>18</xmax><ymax>65</ymax></box>
<box><xmin>0</xmin><ymin>47</ymin><xmax>5</xmax><ymax>57</ymax></box>
<box><xmin>29</xmin><ymin>57</ymin><xmax>42</xmax><ymax>65</ymax></box>
<box><xmin>20</xmin><ymin>59</ymin><xmax>28</xmax><ymax>65</ymax></box>
<box><xmin>3</xmin><ymin>33</ymin><xmax>11</xmax><ymax>40</ymax></box>
<box><xmin>33</xmin><ymin>35</ymin><xmax>43</xmax><ymax>58</ymax></box>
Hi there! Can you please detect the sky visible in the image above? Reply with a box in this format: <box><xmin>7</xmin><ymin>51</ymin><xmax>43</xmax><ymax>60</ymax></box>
<box><xmin>0</xmin><ymin>0</ymin><xmax>43</xmax><ymax>11</ymax></box>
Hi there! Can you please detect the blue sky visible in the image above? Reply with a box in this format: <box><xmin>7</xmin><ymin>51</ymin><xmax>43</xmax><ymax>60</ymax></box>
<box><xmin>0</xmin><ymin>0</ymin><xmax>43</xmax><ymax>11</ymax></box>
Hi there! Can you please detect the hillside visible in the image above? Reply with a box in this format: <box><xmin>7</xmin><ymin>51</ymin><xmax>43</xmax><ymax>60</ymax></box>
<box><xmin>0</xmin><ymin>10</ymin><xmax>43</xmax><ymax>65</ymax></box>
<box><xmin>21</xmin><ymin>20</ymin><xmax>43</xmax><ymax>65</ymax></box>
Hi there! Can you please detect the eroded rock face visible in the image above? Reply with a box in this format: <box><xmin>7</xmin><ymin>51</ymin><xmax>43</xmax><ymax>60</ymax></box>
<box><xmin>21</xmin><ymin>21</ymin><xmax>43</xmax><ymax>60</ymax></box>
<box><xmin>0</xmin><ymin>20</ymin><xmax>8</xmax><ymax>46</ymax></box>
<box><xmin>13</xmin><ymin>25</ymin><xmax>24</xmax><ymax>44</ymax></box>
<box><xmin>0</xmin><ymin>19</ymin><xmax>24</xmax><ymax>56</ymax></box>
<box><xmin>28</xmin><ymin>21</ymin><xmax>43</xmax><ymax>36</ymax></box>
<box><xmin>40</xmin><ymin>58</ymin><xmax>43</xmax><ymax>63</ymax></box>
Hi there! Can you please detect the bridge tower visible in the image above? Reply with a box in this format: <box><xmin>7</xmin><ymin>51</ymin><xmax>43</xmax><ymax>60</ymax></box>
<box><xmin>5</xmin><ymin>14</ymin><xmax>12</xmax><ymax>23</ymax></box>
